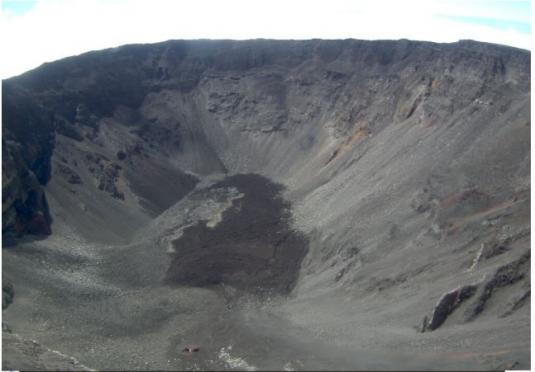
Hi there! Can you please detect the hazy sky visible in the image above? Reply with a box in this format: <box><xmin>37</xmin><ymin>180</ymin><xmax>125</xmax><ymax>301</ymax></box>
<box><xmin>1</xmin><ymin>0</ymin><xmax>531</xmax><ymax>78</ymax></box>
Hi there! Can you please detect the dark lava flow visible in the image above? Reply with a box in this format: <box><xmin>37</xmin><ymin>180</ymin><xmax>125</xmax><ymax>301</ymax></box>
<box><xmin>166</xmin><ymin>174</ymin><xmax>308</xmax><ymax>294</ymax></box>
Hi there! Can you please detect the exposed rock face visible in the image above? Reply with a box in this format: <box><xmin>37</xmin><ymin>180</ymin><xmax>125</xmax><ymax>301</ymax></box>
<box><xmin>465</xmin><ymin>251</ymin><xmax>530</xmax><ymax>321</ymax></box>
<box><xmin>2</xmin><ymin>39</ymin><xmax>530</xmax><ymax>242</ymax></box>
<box><xmin>1</xmin><ymin>39</ymin><xmax>530</xmax><ymax>370</ymax></box>
<box><xmin>2</xmin><ymin>84</ymin><xmax>54</xmax><ymax>241</ymax></box>
<box><xmin>424</xmin><ymin>284</ymin><xmax>478</xmax><ymax>331</ymax></box>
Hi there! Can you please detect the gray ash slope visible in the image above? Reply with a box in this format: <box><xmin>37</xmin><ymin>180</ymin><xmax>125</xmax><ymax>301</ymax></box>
<box><xmin>2</xmin><ymin>39</ymin><xmax>530</xmax><ymax>370</ymax></box>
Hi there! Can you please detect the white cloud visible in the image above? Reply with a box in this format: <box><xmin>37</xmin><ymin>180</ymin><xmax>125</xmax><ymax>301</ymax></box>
<box><xmin>0</xmin><ymin>0</ymin><xmax>531</xmax><ymax>78</ymax></box>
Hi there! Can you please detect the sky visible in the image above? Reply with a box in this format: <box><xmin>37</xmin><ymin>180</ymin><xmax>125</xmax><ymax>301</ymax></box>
<box><xmin>0</xmin><ymin>0</ymin><xmax>532</xmax><ymax>78</ymax></box>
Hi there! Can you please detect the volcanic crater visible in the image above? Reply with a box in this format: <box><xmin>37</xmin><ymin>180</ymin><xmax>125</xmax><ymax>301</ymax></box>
<box><xmin>2</xmin><ymin>39</ymin><xmax>531</xmax><ymax>370</ymax></box>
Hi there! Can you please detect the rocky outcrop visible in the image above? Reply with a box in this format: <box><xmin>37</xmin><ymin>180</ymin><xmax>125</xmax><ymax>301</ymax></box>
<box><xmin>84</xmin><ymin>153</ymin><xmax>125</xmax><ymax>200</ymax></box>
<box><xmin>2</xmin><ymin>279</ymin><xmax>14</xmax><ymax>310</ymax></box>
<box><xmin>2</xmin><ymin>142</ymin><xmax>52</xmax><ymax>240</ymax></box>
<box><xmin>55</xmin><ymin>163</ymin><xmax>82</xmax><ymax>185</ymax></box>
<box><xmin>465</xmin><ymin>251</ymin><xmax>530</xmax><ymax>321</ymax></box>
<box><xmin>422</xmin><ymin>251</ymin><xmax>530</xmax><ymax>332</ymax></box>
<box><xmin>2</xmin><ymin>83</ymin><xmax>55</xmax><ymax>241</ymax></box>
<box><xmin>97</xmin><ymin>163</ymin><xmax>124</xmax><ymax>200</ymax></box>
<box><xmin>423</xmin><ymin>284</ymin><xmax>478</xmax><ymax>331</ymax></box>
